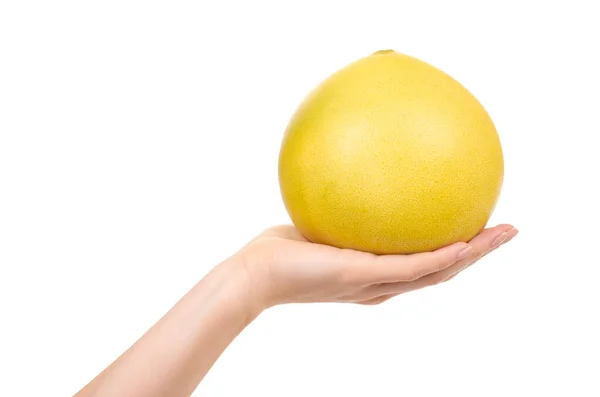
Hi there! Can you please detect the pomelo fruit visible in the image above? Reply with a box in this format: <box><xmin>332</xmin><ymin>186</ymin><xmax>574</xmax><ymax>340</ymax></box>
<box><xmin>278</xmin><ymin>50</ymin><xmax>503</xmax><ymax>254</ymax></box>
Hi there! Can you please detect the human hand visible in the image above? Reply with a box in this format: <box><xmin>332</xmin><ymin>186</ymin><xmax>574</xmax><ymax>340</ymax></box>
<box><xmin>73</xmin><ymin>223</ymin><xmax>518</xmax><ymax>397</ymax></box>
<box><xmin>229</xmin><ymin>224</ymin><xmax>518</xmax><ymax>310</ymax></box>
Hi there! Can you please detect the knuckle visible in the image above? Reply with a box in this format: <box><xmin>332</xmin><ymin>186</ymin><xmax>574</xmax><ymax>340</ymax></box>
<box><xmin>403</xmin><ymin>268</ymin><xmax>422</xmax><ymax>282</ymax></box>
<box><xmin>437</xmin><ymin>258</ymin><xmax>453</xmax><ymax>271</ymax></box>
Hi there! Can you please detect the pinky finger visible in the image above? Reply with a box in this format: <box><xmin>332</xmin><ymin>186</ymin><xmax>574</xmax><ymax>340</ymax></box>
<box><xmin>356</xmin><ymin>293</ymin><xmax>401</xmax><ymax>306</ymax></box>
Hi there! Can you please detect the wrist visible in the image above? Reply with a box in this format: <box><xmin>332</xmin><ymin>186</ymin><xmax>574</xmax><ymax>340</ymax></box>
<box><xmin>206</xmin><ymin>255</ymin><xmax>269</xmax><ymax>322</ymax></box>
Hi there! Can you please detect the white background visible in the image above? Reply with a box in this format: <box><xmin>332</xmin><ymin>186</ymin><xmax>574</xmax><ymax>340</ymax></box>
<box><xmin>1</xmin><ymin>1</ymin><xmax>599</xmax><ymax>396</ymax></box>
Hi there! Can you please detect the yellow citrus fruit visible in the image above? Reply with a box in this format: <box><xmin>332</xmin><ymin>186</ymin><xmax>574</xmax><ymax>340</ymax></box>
<box><xmin>278</xmin><ymin>50</ymin><xmax>503</xmax><ymax>254</ymax></box>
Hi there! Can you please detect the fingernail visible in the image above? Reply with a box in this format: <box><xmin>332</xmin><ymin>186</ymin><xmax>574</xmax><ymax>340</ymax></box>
<box><xmin>457</xmin><ymin>246</ymin><xmax>473</xmax><ymax>261</ymax></box>
<box><xmin>491</xmin><ymin>232</ymin><xmax>508</xmax><ymax>249</ymax></box>
<box><xmin>444</xmin><ymin>273</ymin><xmax>458</xmax><ymax>282</ymax></box>
<box><xmin>504</xmin><ymin>227</ymin><xmax>519</xmax><ymax>243</ymax></box>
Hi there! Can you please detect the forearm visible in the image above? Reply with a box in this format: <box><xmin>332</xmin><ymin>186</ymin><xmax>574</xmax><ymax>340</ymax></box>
<box><xmin>75</xmin><ymin>258</ymin><xmax>262</xmax><ymax>397</ymax></box>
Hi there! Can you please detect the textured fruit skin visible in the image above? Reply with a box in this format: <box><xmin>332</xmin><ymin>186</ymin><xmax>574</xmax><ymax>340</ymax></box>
<box><xmin>278</xmin><ymin>50</ymin><xmax>503</xmax><ymax>254</ymax></box>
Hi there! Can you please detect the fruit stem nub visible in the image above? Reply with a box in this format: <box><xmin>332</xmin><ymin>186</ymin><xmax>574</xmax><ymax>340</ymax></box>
<box><xmin>372</xmin><ymin>49</ymin><xmax>395</xmax><ymax>55</ymax></box>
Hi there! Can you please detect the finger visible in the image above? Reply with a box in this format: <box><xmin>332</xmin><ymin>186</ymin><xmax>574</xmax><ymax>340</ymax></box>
<box><xmin>360</xmin><ymin>224</ymin><xmax>515</xmax><ymax>285</ymax></box>
<box><xmin>444</xmin><ymin>273</ymin><xmax>459</xmax><ymax>282</ymax></box>
<box><xmin>346</xmin><ymin>224</ymin><xmax>513</xmax><ymax>286</ymax></box>
<box><xmin>442</xmin><ymin>225</ymin><xmax>519</xmax><ymax>279</ymax></box>
<box><xmin>359</xmin><ymin>226</ymin><xmax>515</xmax><ymax>301</ymax></box>
<box><xmin>356</xmin><ymin>293</ymin><xmax>400</xmax><ymax>306</ymax></box>
<box><xmin>374</xmin><ymin>224</ymin><xmax>517</xmax><ymax>295</ymax></box>
<box><xmin>468</xmin><ymin>225</ymin><xmax>519</xmax><ymax>265</ymax></box>
<box><xmin>445</xmin><ymin>224</ymin><xmax>516</xmax><ymax>269</ymax></box>
<box><xmin>353</xmin><ymin>241</ymin><xmax>473</xmax><ymax>284</ymax></box>
<box><xmin>443</xmin><ymin>226</ymin><xmax>519</xmax><ymax>281</ymax></box>
<box><xmin>488</xmin><ymin>226</ymin><xmax>519</xmax><ymax>253</ymax></box>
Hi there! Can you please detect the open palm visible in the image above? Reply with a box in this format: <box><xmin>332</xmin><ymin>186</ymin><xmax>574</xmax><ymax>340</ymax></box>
<box><xmin>238</xmin><ymin>224</ymin><xmax>518</xmax><ymax>308</ymax></box>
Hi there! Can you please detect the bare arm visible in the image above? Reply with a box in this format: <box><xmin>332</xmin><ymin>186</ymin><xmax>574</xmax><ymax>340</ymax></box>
<box><xmin>75</xmin><ymin>224</ymin><xmax>517</xmax><ymax>397</ymax></box>
<box><xmin>75</xmin><ymin>260</ymin><xmax>260</xmax><ymax>397</ymax></box>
